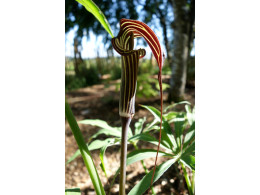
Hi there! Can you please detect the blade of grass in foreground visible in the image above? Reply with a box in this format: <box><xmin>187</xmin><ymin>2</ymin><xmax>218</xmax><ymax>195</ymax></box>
<box><xmin>75</xmin><ymin>0</ymin><xmax>114</xmax><ymax>38</ymax></box>
<box><xmin>65</xmin><ymin>101</ymin><xmax>106</xmax><ymax>195</ymax></box>
<box><xmin>65</xmin><ymin>188</ymin><xmax>81</xmax><ymax>195</ymax></box>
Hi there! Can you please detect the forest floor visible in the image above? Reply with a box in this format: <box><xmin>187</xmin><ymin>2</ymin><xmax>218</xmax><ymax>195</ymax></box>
<box><xmin>65</xmin><ymin>75</ymin><xmax>195</xmax><ymax>195</ymax></box>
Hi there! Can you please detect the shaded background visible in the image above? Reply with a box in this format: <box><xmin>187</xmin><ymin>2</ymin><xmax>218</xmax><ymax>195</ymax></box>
<box><xmin>65</xmin><ymin>0</ymin><xmax>195</xmax><ymax>194</ymax></box>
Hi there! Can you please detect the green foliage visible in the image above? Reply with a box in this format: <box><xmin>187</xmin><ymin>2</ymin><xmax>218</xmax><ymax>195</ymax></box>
<box><xmin>65</xmin><ymin>75</ymin><xmax>86</xmax><ymax>91</ymax></box>
<box><xmin>110</xmin><ymin>64</ymin><xmax>122</xmax><ymax>80</ymax></box>
<box><xmin>75</xmin><ymin>0</ymin><xmax>114</xmax><ymax>38</ymax></box>
<box><xmin>65</xmin><ymin>62</ymin><xmax>101</xmax><ymax>91</ymax></box>
<box><xmin>66</xmin><ymin>101</ymin><xmax>195</xmax><ymax>195</ymax></box>
<box><xmin>79</xmin><ymin>65</ymin><xmax>101</xmax><ymax>86</ymax></box>
<box><xmin>128</xmin><ymin>157</ymin><xmax>179</xmax><ymax>195</ymax></box>
<box><xmin>65</xmin><ymin>188</ymin><xmax>81</xmax><ymax>195</ymax></box>
<box><xmin>136</xmin><ymin>73</ymin><xmax>169</xmax><ymax>98</ymax></box>
<box><xmin>65</xmin><ymin>101</ymin><xmax>106</xmax><ymax>195</ymax></box>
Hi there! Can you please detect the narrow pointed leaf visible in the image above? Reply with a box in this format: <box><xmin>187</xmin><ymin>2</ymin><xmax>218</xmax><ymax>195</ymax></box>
<box><xmin>134</xmin><ymin>117</ymin><xmax>146</xmax><ymax>135</ymax></box>
<box><xmin>180</xmin><ymin>155</ymin><xmax>195</xmax><ymax>171</ymax></box>
<box><xmin>79</xmin><ymin>119</ymin><xmax>116</xmax><ymax>131</ymax></box>
<box><xmin>141</xmin><ymin>105</ymin><xmax>177</xmax><ymax>151</ymax></box>
<box><xmin>185</xmin><ymin>104</ymin><xmax>195</xmax><ymax>125</ymax></box>
<box><xmin>65</xmin><ymin>102</ymin><xmax>105</xmax><ymax>195</ymax></box>
<box><xmin>128</xmin><ymin>133</ymin><xmax>170</xmax><ymax>151</ymax></box>
<box><xmin>183</xmin><ymin>122</ymin><xmax>195</xmax><ymax>149</ymax></box>
<box><xmin>183</xmin><ymin>141</ymin><xmax>195</xmax><ymax>156</ymax></box>
<box><xmin>75</xmin><ymin>0</ymin><xmax>114</xmax><ymax>37</ymax></box>
<box><xmin>99</xmin><ymin>144</ymin><xmax>110</xmax><ymax>177</ymax></box>
<box><xmin>65</xmin><ymin>188</ymin><xmax>81</xmax><ymax>195</ymax></box>
<box><xmin>174</xmin><ymin>113</ymin><xmax>186</xmax><ymax>149</ymax></box>
<box><xmin>90</xmin><ymin>128</ymin><xmax>121</xmax><ymax>139</ymax></box>
<box><xmin>164</xmin><ymin>101</ymin><xmax>191</xmax><ymax>112</ymax></box>
<box><xmin>66</xmin><ymin>138</ymin><xmax>119</xmax><ymax>165</ymax></box>
<box><xmin>128</xmin><ymin>157</ymin><xmax>179</xmax><ymax>195</ymax></box>
<box><xmin>126</xmin><ymin>149</ymin><xmax>172</xmax><ymax>166</ymax></box>
<box><xmin>109</xmin><ymin>150</ymin><xmax>175</xmax><ymax>192</ymax></box>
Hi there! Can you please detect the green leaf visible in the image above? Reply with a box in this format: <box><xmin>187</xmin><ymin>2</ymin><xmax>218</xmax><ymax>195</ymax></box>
<box><xmin>90</xmin><ymin>128</ymin><xmax>121</xmax><ymax>139</ymax></box>
<box><xmin>134</xmin><ymin>117</ymin><xmax>146</xmax><ymax>135</ymax></box>
<box><xmin>109</xmin><ymin>150</ymin><xmax>176</xmax><ymax>192</ymax></box>
<box><xmin>185</xmin><ymin>104</ymin><xmax>195</xmax><ymax>125</ymax></box>
<box><xmin>174</xmin><ymin>113</ymin><xmax>186</xmax><ymax>149</ymax></box>
<box><xmin>183</xmin><ymin>141</ymin><xmax>195</xmax><ymax>156</ymax></box>
<box><xmin>89</xmin><ymin>138</ymin><xmax>119</xmax><ymax>150</ymax></box>
<box><xmin>164</xmin><ymin>111</ymin><xmax>179</xmax><ymax>121</ymax></box>
<box><xmin>141</xmin><ymin>105</ymin><xmax>161</xmax><ymax>122</ymax></box>
<box><xmin>180</xmin><ymin>155</ymin><xmax>195</xmax><ymax>171</ymax></box>
<box><xmin>65</xmin><ymin>101</ymin><xmax>105</xmax><ymax>195</ymax></box>
<box><xmin>79</xmin><ymin>119</ymin><xmax>133</xmax><ymax>139</ymax></box>
<box><xmin>65</xmin><ymin>188</ymin><xmax>81</xmax><ymax>195</ymax></box>
<box><xmin>126</xmin><ymin>149</ymin><xmax>172</xmax><ymax>166</ymax></box>
<box><xmin>79</xmin><ymin>119</ymin><xmax>116</xmax><ymax>131</ymax></box>
<box><xmin>128</xmin><ymin>157</ymin><xmax>179</xmax><ymax>195</ymax></box>
<box><xmin>163</xmin><ymin>101</ymin><xmax>191</xmax><ymax>112</ymax></box>
<box><xmin>99</xmin><ymin>144</ymin><xmax>110</xmax><ymax>177</ymax></box>
<box><xmin>75</xmin><ymin>0</ymin><xmax>114</xmax><ymax>37</ymax></box>
<box><xmin>66</xmin><ymin>138</ymin><xmax>119</xmax><ymax>165</ymax></box>
<box><xmin>66</xmin><ymin>150</ymin><xmax>80</xmax><ymax>165</ymax></box>
<box><xmin>141</xmin><ymin>105</ymin><xmax>177</xmax><ymax>151</ymax></box>
<box><xmin>128</xmin><ymin>133</ymin><xmax>170</xmax><ymax>151</ymax></box>
<box><xmin>183</xmin><ymin>122</ymin><xmax>195</xmax><ymax>150</ymax></box>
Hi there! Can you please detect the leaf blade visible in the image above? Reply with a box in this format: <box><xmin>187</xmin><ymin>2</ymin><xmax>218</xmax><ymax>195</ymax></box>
<box><xmin>75</xmin><ymin>0</ymin><xmax>114</xmax><ymax>37</ymax></box>
<box><xmin>65</xmin><ymin>101</ymin><xmax>105</xmax><ymax>195</ymax></box>
<box><xmin>128</xmin><ymin>157</ymin><xmax>179</xmax><ymax>195</ymax></box>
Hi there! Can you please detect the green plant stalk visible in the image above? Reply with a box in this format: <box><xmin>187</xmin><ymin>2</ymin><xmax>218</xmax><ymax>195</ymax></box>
<box><xmin>191</xmin><ymin>170</ymin><xmax>195</xmax><ymax>194</ymax></box>
<box><xmin>65</xmin><ymin>101</ymin><xmax>106</xmax><ymax>195</ymax></box>
<box><xmin>180</xmin><ymin>162</ymin><xmax>193</xmax><ymax>195</ymax></box>
<box><xmin>133</xmin><ymin>143</ymin><xmax>156</xmax><ymax>195</ymax></box>
<box><xmin>119</xmin><ymin>117</ymin><xmax>131</xmax><ymax>195</ymax></box>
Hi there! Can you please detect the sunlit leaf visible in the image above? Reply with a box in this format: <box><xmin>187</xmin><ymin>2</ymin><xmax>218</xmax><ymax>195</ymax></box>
<box><xmin>127</xmin><ymin>149</ymin><xmax>172</xmax><ymax>165</ymax></box>
<box><xmin>183</xmin><ymin>122</ymin><xmax>195</xmax><ymax>149</ymax></box>
<box><xmin>134</xmin><ymin>117</ymin><xmax>146</xmax><ymax>135</ymax></box>
<box><xmin>180</xmin><ymin>155</ymin><xmax>195</xmax><ymax>171</ymax></box>
<box><xmin>65</xmin><ymin>188</ymin><xmax>81</xmax><ymax>195</ymax></box>
<box><xmin>164</xmin><ymin>101</ymin><xmax>191</xmax><ymax>112</ymax></box>
<box><xmin>174</xmin><ymin>113</ymin><xmax>186</xmax><ymax>149</ymax></box>
<box><xmin>66</xmin><ymin>138</ymin><xmax>119</xmax><ymax>165</ymax></box>
<box><xmin>128</xmin><ymin>133</ymin><xmax>170</xmax><ymax>151</ymax></box>
<box><xmin>65</xmin><ymin>101</ymin><xmax>105</xmax><ymax>195</ymax></box>
<box><xmin>128</xmin><ymin>157</ymin><xmax>179</xmax><ymax>195</ymax></box>
<box><xmin>75</xmin><ymin>0</ymin><xmax>114</xmax><ymax>37</ymax></box>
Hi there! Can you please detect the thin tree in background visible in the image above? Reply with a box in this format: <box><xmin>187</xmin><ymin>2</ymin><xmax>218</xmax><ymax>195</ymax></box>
<box><xmin>168</xmin><ymin>0</ymin><xmax>195</xmax><ymax>102</ymax></box>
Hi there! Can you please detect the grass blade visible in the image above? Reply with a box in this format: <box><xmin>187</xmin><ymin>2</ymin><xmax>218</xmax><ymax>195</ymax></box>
<box><xmin>65</xmin><ymin>188</ymin><xmax>81</xmax><ymax>195</ymax></box>
<box><xmin>65</xmin><ymin>101</ymin><xmax>106</xmax><ymax>195</ymax></box>
<box><xmin>75</xmin><ymin>0</ymin><xmax>114</xmax><ymax>37</ymax></box>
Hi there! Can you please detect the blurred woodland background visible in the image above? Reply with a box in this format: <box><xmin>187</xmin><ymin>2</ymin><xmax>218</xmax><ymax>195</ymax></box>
<box><xmin>65</xmin><ymin>0</ymin><xmax>195</xmax><ymax>194</ymax></box>
<box><xmin>65</xmin><ymin>0</ymin><xmax>195</xmax><ymax>102</ymax></box>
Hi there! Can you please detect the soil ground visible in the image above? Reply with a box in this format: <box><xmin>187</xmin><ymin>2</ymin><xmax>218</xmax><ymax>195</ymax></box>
<box><xmin>65</xmin><ymin>75</ymin><xmax>195</xmax><ymax>195</ymax></box>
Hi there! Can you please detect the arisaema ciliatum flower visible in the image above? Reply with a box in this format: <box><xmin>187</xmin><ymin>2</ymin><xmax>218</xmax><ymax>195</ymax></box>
<box><xmin>112</xmin><ymin>19</ymin><xmax>165</xmax><ymax>194</ymax></box>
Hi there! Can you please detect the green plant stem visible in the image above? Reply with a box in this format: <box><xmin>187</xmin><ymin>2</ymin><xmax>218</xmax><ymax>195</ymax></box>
<box><xmin>133</xmin><ymin>143</ymin><xmax>156</xmax><ymax>195</ymax></box>
<box><xmin>119</xmin><ymin>117</ymin><xmax>131</xmax><ymax>195</ymax></box>
<box><xmin>180</xmin><ymin>162</ymin><xmax>193</xmax><ymax>195</ymax></box>
<box><xmin>191</xmin><ymin>170</ymin><xmax>195</xmax><ymax>194</ymax></box>
<box><xmin>65</xmin><ymin>101</ymin><xmax>106</xmax><ymax>195</ymax></box>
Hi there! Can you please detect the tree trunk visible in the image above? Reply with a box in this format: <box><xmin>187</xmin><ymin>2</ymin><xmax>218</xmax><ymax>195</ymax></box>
<box><xmin>168</xmin><ymin>0</ymin><xmax>195</xmax><ymax>102</ymax></box>
<box><xmin>73</xmin><ymin>37</ymin><xmax>84</xmax><ymax>76</ymax></box>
